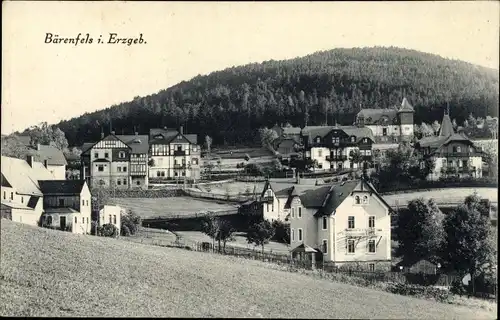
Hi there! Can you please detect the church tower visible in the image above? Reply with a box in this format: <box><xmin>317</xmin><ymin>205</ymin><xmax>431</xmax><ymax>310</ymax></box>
<box><xmin>397</xmin><ymin>97</ymin><xmax>415</xmax><ymax>139</ymax></box>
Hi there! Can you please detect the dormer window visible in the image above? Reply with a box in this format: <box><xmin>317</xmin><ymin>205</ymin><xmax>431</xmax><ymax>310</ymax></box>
<box><xmin>363</xmin><ymin>138</ymin><xmax>368</xmax><ymax>143</ymax></box>
<box><xmin>351</xmin><ymin>136</ymin><xmax>356</xmax><ymax>142</ymax></box>
<box><xmin>316</xmin><ymin>137</ymin><xmax>321</xmax><ymax>143</ymax></box>
<box><xmin>456</xmin><ymin>146</ymin><xmax>461</xmax><ymax>153</ymax></box>
<box><xmin>119</xmin><ymin>151</ymin><xmax>126</xmax><ymax>158</ymax></box>
<box><xmin>363</xmin><ymin>195</ymin><xmax>369</xmax><ymax>204</ymax></box>
<box><xmin>332</xmin><ymin>137</ymin><xmax>340</xmax><ymax>144</ymax></box>
<box><xmin>177</xmin><ymin>135</ymin><xmax>182</xmax><ymax>140</ymax></box>
<box><xmin>355</xmin><ymin>195</ymin><xmax>361</xmax><ymax>204</ymax></box>
<box><xmin>267</xmin><ymin>190</ymin><xmax>272</xmax><ymax>197</ymax></box>
<box><xmin>133</xmin><ymin>139</ymin><xmax>141</xmax><ymax>144</ymax></box>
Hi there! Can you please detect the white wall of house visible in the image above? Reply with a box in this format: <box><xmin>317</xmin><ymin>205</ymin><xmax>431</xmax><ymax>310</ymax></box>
<box><xmin>48</xmin><ymin>164</ymin><xmax>66</xmax><ymax>180</ymax></box>
<box><xmin>310</xmin><ymin>147</ymin><xmax>330</xmax><ymax>170</ymax></box>
<box><xmin>333</xmin><ymin>191</ymin><xmax>391</xmax><ymax>264</ymax></box>
<box><xmin>470</xmin><ymin>156</ymin><xmax>483</xmax><ymax>177</ymax></box>
<box><xmin>2</xmin><ymin>186</ymin><xmax>44</xmax><ymax>226</ymax></box>
<box><xmin>400</xmin><ymin>124</ymin><xmax>414</xmax><ymax>137</ymax></box>
<box><xmin>366</xmin><ymin>125</ymin><xmax>400</xmax><ymax>138</ymax></box>
<box><xmin>262</xmin><ymin>188</ymin><xmax>288</xmax><ymax>221</ymax></box>
<box><xmin>316</xmin><ymin>215</ymin><xmax>335</xmax><ymax>261</ymax></box>
<box><xmin>429</xmin><ymin>155</ymin><xmax>483</xmax><ymax>181</ymax></box>
<box><xmin>99</xmin><ymin>205</ymin><xmax>123</xmax><ymax>234</ymax></box>
<box><xmin>288</xmin><ymin>197</ymin><xmax>317</xmax><ymax>248</ymax></box>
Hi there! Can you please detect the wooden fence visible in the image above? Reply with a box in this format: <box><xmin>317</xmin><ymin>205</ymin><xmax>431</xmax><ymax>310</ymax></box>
<box><xmin>141</xmin><ymin>209</ymin><xmax>239</xmax><ymax>223</ymax></box>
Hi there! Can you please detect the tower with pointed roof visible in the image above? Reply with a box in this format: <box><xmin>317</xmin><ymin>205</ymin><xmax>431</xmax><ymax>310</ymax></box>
<box><xmin>397</xmin><ymin>97</ymin><xmax>415</xmax><ymax>140</ymax></box>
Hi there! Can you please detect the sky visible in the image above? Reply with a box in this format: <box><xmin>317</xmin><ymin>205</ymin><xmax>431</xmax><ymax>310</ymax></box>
<box><xmin>2</xmin><ymin>1</ymin><xmax>499</xmax><ymax>135</ymax></box>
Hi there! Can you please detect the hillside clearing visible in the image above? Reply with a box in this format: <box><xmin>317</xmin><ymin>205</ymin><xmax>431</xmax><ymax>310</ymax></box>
<box><xmin>1</xmin><ymin>220</ymin><xmax>495</xmax><ymax>318</ymax></box>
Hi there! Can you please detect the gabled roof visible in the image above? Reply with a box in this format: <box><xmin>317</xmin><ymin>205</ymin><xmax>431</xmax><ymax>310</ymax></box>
<box><xmin>1</xmin><ymin>156</ymin><xmax>55</xmax><ymax>196</ymax></box>
<box><xmin>282</xmin><ymin>127</ymin><xmax>301</xmax><ymax>135</ymax></box>
<box><xmin>36</xmin><ymin>144</ymin><xmax>68</xmax><ymax>166</ymax></box>
<box><xmin>338</xmin><ymin>126</ymin><xmax>375</xmax><ymax>143</ymax></box>
<box><xmin>149</xmin><ymin>128</ymin><xmax>198</xmax><ymax>145</ymax></box>
<box><xmin>44</xmin><ymin>207</ymin><xmax>79</xmax><ymax>214</ymax></box>
<box><xmin>1</xmin><ymin>173</ymin><xmax>12</xmax><ymax>188</ymax></box>
<box><xmin>81</xmin><ymin>142</ymin><xmax>95</xmax><ymax>155</ymax></box>
<box><xmin>356</xmin><ymin>109</ymin><xmax>398</xmax><ymax>124</ymax></box>
<box><xmin>301</xmin><ymin>126</ymin><xmax>334</xmax><ymax>139</ymax></box>
<box><xmin>301</xmin><ymin>125</ymin><xmax>374</xmax><ymax>143</ymax></box>
<box><xmin>38</xmin><ymin>180</ymin><xmax>86</xmax><ymax>195</ymax></box>
<box><xmin>291</xmin><ymin>243</ymin><xmax>318</xmax><ymax>253</ymax></box>
<box><xmin>115</xmin><ymin>135</ymin><xmax>150</xmax><ymax>154</ymax></box>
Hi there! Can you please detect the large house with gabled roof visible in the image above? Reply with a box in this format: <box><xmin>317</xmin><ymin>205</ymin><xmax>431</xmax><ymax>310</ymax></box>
<box><xmin>262</xmin><ymin>178</ymin><xmax>393</xmax><ymax>270</ymax></box>
<box><xmin>415</xmin><ymin>110</ymin><xmax>484</xmax><ymax>180</ymax></box>
<box><xmin>15</xmin><ymin>136</ymin><xmax>68</xmax><ymax>179</ymax></box>
<box><xmin>148</xmin><ymin>126</ymin><xmax>201</xmax><ymax>181</ymax></box>
<box><xmin>355</xmin><ymin>97</ymin><xmax>415</xmax><ymax>143</ymax></box>
<box><xmin>80</xmin><ymin>132</ymin><xmax>149</xmax><ymax>189</ymax></box>
<box><xmin>301</xmin><ymin>125</ymin><xmax>375</xmax><ymax>171</ymax></box>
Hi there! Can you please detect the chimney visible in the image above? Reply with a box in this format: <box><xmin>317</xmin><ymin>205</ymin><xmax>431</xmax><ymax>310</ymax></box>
<box><xmin>43</xmin><ymin>159</ymin><xmax>48</xmax><ymax>168</ymax></box>
<box><xmin>111</xmin><ymin>131</ymin><xmax>115</xmax><ymax>135</ymax></box>
<box><xmin>101</xmin><ymin>132</ymin><xmax>105</xmax><ymax>139</ymax></box>
<box><xmin>26</xmin><ymin>155</ymin><xmax>34</xmax><ymax>168</ymax></box>
<box><xmin>179</xmin><ymin>126</ymin><xmax>183</xmax><ymax>135</ymax></box>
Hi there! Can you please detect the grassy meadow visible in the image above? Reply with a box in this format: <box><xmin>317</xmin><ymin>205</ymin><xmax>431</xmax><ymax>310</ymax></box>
<box><xmin>1</xmin><ymin>220</ymin><xmax>495</xmax><ymax>318</ymax></box>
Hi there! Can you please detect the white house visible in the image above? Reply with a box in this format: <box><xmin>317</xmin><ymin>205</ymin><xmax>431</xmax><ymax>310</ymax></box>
<box><xmin>1</xmin><ymin>155</ymin><xmax>55</xmax><ymax>225</ymax></box>
<box><xmin>278</xmin><ymin>179</ymin><xmax>393</xmax><ymax>271</ymax></box>
<box><xmin>99</xmin><ymin>205</ymin><xmax>125</xmax><ymax>235</ymax></box>
<box><xmin>39</xmin><ymin>180</ymin><xmax>92</xmax><ymax>235</ymax></box>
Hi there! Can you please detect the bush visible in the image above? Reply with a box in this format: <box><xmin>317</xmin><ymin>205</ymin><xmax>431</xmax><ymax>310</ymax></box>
<box><xmin>450</xmin><ymin>279</ymin><xmax>467</xmax><ymax>296</ymax></box>
<box><xmin>101</xmin><ymin>223</ymin><xmax>119</xmax><ymax>237</ymax></box>
<box><xmin>121</xmin><ymin>210</ymin><xmax>141</xmax><ymax>236</ymax></box>
<box><xmin>121</xmin><ymin>224</ymin><xmax>131</xmax><ymax>236</ymax></box>
<box><xmin>271</xmin><ymin>220</ymin><xmax>290</xmax><ymax>244</ymax></box>
<box><xmin>386</xmin><ymin>282</ymin><xmax>450</xmax><ymax>303</ymax></box>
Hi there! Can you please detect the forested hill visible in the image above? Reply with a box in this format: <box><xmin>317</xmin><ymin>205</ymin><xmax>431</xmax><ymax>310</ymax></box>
<box><xmin>55</xmin><ymin>46</ymin><xmax>499</xmax><ymax>147</ymax></box>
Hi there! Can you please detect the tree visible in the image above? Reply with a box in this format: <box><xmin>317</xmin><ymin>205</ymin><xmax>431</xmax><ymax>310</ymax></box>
<box><xmin>201</xmin><ymin>215</ymin><xmax>224</xmax><ymax>251</ymax></box>
<box><xmin>205</xmin><ymin>135</ymin><xmax>213</xmax><ymax>155</ymax></box>
<box><xmin>349</xmin><ymin>149</ymin><xmax>363</xmax><ymax>170</ymax></box>
<box><xmin>1</xmin><ymin>135</ymin><xmax>33</xmax><ymax>160</ymax></box>
<box><xmin>413</xmin><ymin>124</ymin><xmax>422</xmax><ymax>139</ymax></box>
<box><xmin>246</xmin><ymin>220</ymin><xmax>275</xmax><ymax>253</ymax></box>
<box><xmin>443</xmin><ymin>200</ymin><xmax>493</xmax><ymax>282</ymax></box>
<box><xmin>121</xmin><ymin>209</ymin><xmax>141</xmax><ymax>236</ymax></box>
<box><xmin>419</xmin><ymin>123</ymin><xmax>434</xmax><ymax>137</ymax></box>
<box><xmin>452</xmin><ymin>119</ymin><xmax>458</xmax><ymax>130</ymax></box>
<box><xmin>485</xmin><ymin>116</ymin><xmax>498</xmax><ymax>139</ymax></box>
<box><xmin>258</xmin><ymin>127</ymin><xmax>279</xmax><ymax>151</ymax></box>
<box><xmin>431</xmin><ymin>121</ymin><xmax>441</xmax><ymax>136</ymax></box>
<box><xmin>217</xmin><ymin>219</ymin><xmax>236</xmax><ymax>253</ymax></box>
<box><xmin>395</xmin><ymin>198</ymin><xmax>445</xmax><ymax>264</ymax></box>
<box><xmin>28</xmin><ymin>122</ymin><xmax>69</xmax><ymax>150</ymax></box>
<box><xmin>101</xmin><ymin>223</ymin><xmax>119</xmax><ymax>237</ymax></box>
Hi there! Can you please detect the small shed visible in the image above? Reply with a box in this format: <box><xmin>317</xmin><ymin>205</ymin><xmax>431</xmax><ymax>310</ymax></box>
<box><xmin>291</xmin><ymin>243</ymin><xmax>319</xmax><ymax>268</ymax></box>
<box><xmin>397</xmin><ymin>258</ymin><xmax>441</xmax><ymax>274</ymax></box>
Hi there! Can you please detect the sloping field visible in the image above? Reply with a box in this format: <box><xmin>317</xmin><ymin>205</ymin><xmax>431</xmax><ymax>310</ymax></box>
<box><xmin>383</xmin><ymin>187</ymin><xmax>498</xmax><ymax>207</ymax></box>
<box><xmin>0</xmin><ymin>220</ymin><xmax>495</xmax><ymax>318</ymax></box>
<box><xmin>112</xmin><ymin>197</ymin><xmax>238</xmax><ymax>218</ymax></box>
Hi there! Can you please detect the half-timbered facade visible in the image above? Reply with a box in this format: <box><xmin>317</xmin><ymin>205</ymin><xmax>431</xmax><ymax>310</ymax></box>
<box><xmin>301</xmin><ymin>125</ymin><xmax>375</xmax><ymax>171</ymax></box>
<box><xmin>148</xmin><ymin>126</ymin><xmax>201</xmax><ymax>181</ymax></box>
<box><xmin>80</xmin><ymin>133</ymin><xmax>149</xmax><ymax>189</ymax></box>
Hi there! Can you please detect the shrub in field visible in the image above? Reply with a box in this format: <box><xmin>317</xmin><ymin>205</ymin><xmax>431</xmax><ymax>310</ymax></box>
<box><xmin>246</xmin><ymin>220</ymin><xmax>275</xmax><ymax>253</ymax></box>
<box><xmin>272</xmin><ymin>220</ymin><xmax>290</xmax><ymax>244</ymax></box>
<box><xmin>450</xmin><ymin>279</ymin><xmax>467</xmax><ymax>296</ymax></box>
<box><xmin>386</xmin><ymin>282</ymin><xmax>450</xmax><ymax>303</ymax></box>
<box><xmin>101</xmin><ymin>223</ymin><xmax>119</xmax><ymax>237</ymax></box>
<box><xmin>121</xmin><ymin>225</ymin><xmax>131</xmax><ymax>237</ymax></box>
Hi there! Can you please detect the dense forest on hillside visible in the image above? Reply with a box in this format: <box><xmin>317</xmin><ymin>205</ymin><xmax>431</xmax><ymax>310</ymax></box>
<box><xmin>51</xmin><ymin>47</ymin><xmax>498</xmax><ymax>147</ymax></box>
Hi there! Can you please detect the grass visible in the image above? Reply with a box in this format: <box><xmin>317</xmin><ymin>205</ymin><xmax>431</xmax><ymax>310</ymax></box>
<box><xmin>1</xmin><ymin>220</ymin><xmax>496</xmax><ymax>318</ymax></box>
<box><xmin>196</xmin><ymin>181</ymin><xmax>266</xmax><ymax>196</ymax></box>
<box><xmin>111</xmin><ymin>197</ymin><xmax>238</xmax><ymax>219</ymax></box>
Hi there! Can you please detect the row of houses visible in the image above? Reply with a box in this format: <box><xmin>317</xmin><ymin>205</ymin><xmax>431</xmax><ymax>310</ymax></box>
<box><xmin>1</xmin><ymin>155</ymin><xmax>122</xmax><ymax>234</ymax></box>
<box><xmin>80</xmin><ymin>126</ymin><xmax>201</xmax><ymax>189</ymax></box>
<box><xmin>274</xmin><ymin>98</ymin><xmax>485</xmax><ymax>180</ymax></box>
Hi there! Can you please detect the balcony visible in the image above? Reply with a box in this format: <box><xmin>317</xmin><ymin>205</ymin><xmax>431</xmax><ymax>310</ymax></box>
<box><xmin>174</xmin><ymin>164</ymin><xmax>187</xmax><ymax>169</ymax></box>
<box><xmin>326</xmin><ymin>155</ymin><xmax>347</xmax><ymax>161</ymax></box>
<box><xmin>174</xmin><ymin>150</ymin><xmax>186</xmax><ymax>156</ymax></box>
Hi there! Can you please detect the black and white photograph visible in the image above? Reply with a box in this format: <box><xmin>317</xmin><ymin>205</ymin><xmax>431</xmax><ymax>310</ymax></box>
<box><xmin>1</xmin><ymin>1</ymin><xmax>498</xmax><ymax>318</ymax></box>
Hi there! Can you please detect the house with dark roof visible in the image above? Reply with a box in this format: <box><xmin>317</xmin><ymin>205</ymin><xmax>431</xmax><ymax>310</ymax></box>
<box><xmin>38</xmin><ymin>180</ymin><xmax>92</xmax><ymax>234</ymax></box>
<box><xmin>80</xmin><ymin>132</ymin><xmax>150</xmax><ymax>189</ymax></box>
<box><xmin>263</xmin><ymin>178</ymin><xmax>392</xmax><ymax>269</ymax></box>
<box><xmin>149</xmin><ymin>126</ymin><xmax>201</xmax><ymax>181</ymax></box>
<box><xmin>1</xmin><ymin>155</ymin><xmax>56</xmax><ymax>225</ymax></box>
<box><xmin>15</xmin><ymin>137</ymin><xmax>68</xmax><ymax>180</ymax></box>
<box><xmin>415</xmin><ymin>110</ymin><xmax>484</xmax><ymax>180</ymax></box>
<box><xmin>355</xmin><ymin>97</ymin><xmax>415</xmax><ymax>143</ymax></box>
<box><xmin>300</xmin><ymin>125</ymin><xmax>375</xmax><ymax>171</ymax></box>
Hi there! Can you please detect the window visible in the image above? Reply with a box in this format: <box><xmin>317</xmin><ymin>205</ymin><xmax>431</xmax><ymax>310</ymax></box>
<box><xmin>86</xmin><ymin>200</ymin><xmax>89</xmax><ymax>206</ymax></box>
<box><xmin>177</xmin><ymin>145</ymin><xmax>182</xmax><ymax>151</ymax></box>
<box><xmin>267</xmin><ymin>189</ymin><xmax>272</xmax><ymax>197</ymax></box>
<box><xmin>298</xmin><ymin>207</ymin><xmax>302</xmax><ymax>218</ymax></box>
<box><xmin>119</xmin><ymin>151</ymin><xmax>125</xmax><ymax>158</ymax></box>
<box><xmin>366</xmin><ymin>150</ymin><xmax>371</xmax><ymax>156</ymax></box>
<box><xmin>368</xmin><ymin>216</ymin><xmax>375</xmax><ymax>228</ymax></box>
<box><xmin>193</xmin><ymin>158</ymin><xmax>198</xmax><ymax>165</ymax></box>
<box><xmin>442</xmin><ymin>159</ymin><xmax>446</xmax><ymax>166</ymax></box>
<box><xmin>59</xmin><ymin>199</ymin><xmax>65</xmax><ymax>206</ymax></box>
<box><xmin>118</xmin><ymin>167</ymin><xmax>122</xmax><ymax>172</ymax></box>
<box><xmin>113</xmin><ymin>215</ymin><xmax>117</xmax><ymax>224</ymax></box>
<box><xmin>98</xmin><ymin>165</ymin><xmax>104</xmax><ymax>172</ymax></box>
<box><xmin>104</xmin><ymin>152</ymin><xmax>109</xmax><ymax>158</ymax></box>
<box><xmin>123</xmin><ymin>179</ymin><xmax>127</xmax><ymax>185</ymax></box>
<box><xmin>457</xmin><ymin>146</ymin><xmax>461</xmax><ymax>153</ymax></box>
<box><xmin>351</xmin><ymin>136</ymin><xmax>356</xmax><ymax>142</ymax></box>
<box><xmin>369</xmin><ymin>263</ymin><xmax>375</xmax><ymax>272</ymax></box>
<box><xmin>266</xmin><ymin>203</ymin><xmax>270</xmax><ymax>212</ymax></box>
<box><xmin>136</xmin><ymin>181</ymin><xmax>141</xmax><ymax>185</ymax></box>
<box><xmin>291</xmin><ymin>229</ymin><xmax>295</xmax><ymax>242</ymax></box>
<box><xmin>298</xmin><ymin>229</ymin><xmax>303</xmax><ymax>242</ymax></box>
<box><xmin>382</xmin><ymin>128</ymin><xmax>387</xmax><ymax>136</ymax></box>
<box><xmin>10</xmin><ymin>192</ymin><xmax>13</xmax><ymax>200</ymax></box>
<box><xmin>322</xmin><ymin>216</ymin><xmax>327</xmax><ymax>230</ymax></box>
<box><xmin>109</xmin><ymin>215</ymin><xmax>112</xmax><ymax>224</ymax></box>
<box><xmin>117</xmin><ymin>180</ymin><xmax>122</xmax><ymax>185</ymax></box>
<box><xmin>161</xmin><ymin>171</ymin><xmax>165</xmax><ymax>177</ymax></box>
<box><xmin>368</xmin><ymin>240</ymin><xmax>376</xmax><ymax>253</ymax></box>
<box><xmin>94</xmin><ymin>152</ymin><xmax>99</xmax><ymax>158</ymax></box>
<box><xmin>291</xmin><ymin>208</ymin><xmax>295</xmax><ymax>218</ymax></box>
<box><xmin>322</xmin><ymin>240</ymin><xmax>328</xmax><ymax>254</ymax></box>
<box><xmin>355</xmin><ymin>196</ymin><xmax>360</xmax><ymax>204</ymax></box>
<box><xmin>318</xmin><ymin>149</ymin><xmax>322</xmax><ymax>157</ymax></box>
<box><xmin>348</xmin><ymin>216</ymin><xmax>355</xmax><ymax>229</ymax></box>
<box><xmin>21</xmin><ymin>197</ymin><xmax>23</xmax><ymax>204</ymax></box>
<box><xmin>182</xmin><ymin>171</ymin><xmax>186</xmax><ymax>177</ymax></box>
<box><xmin>316</xmin><ymin>137</ymin><xmax>321</xmax><ymax>143</ymax></box>
<box><xmin>47</xmin><ymin>216</ymin><xmax>53</xmax><ymax>225</ymax></box>
<box><xmin>157</xmin><ymin>171</ymin><xmax>161</xmax><ymax>177</ymax></box>
<box><xmin>123</xmin><ymin>167</ymin><xmax>127</xmax><ymax>172</ymax></box>
<box><xmin>363</xmin><ymin>138</ymin><xmax>368</xmax><ymax>143</ymax></box>
<box><xmin>347</xmin><ymin>239</ymin><xmax>355</xmax><ymax>253</ymax></box>
<box><xmin>3</xmin><ymin>191</ymin><xmax>5</xmax><ymax>199</ymax></box>
<box><xmin>362</xmin><ymin>196</ymin><xmax>369</xmax><ymax>204</ymax></box>
<box><xmin>75</xmin><ymin>216</ymin><xmax>77</xmax><ymax>223</ymax></box>
<box><xmin>82</xmin><ymin>199</ymin><xmax>85</xmax><ymax>206</ymax></box>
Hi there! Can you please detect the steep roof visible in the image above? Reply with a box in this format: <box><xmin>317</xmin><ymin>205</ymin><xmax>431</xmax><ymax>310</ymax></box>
<box><xmin>399</xmin><ymin>97</ymin><xmax>414</xmax><ymax>112</ymax></box>
<box><xmin>36</xmin><ymin>144</ymin><xmax>68</xmax><ymax>166</ymax></box>
<box><xmin>338</xmin><ymin>125</ymin><xmax>375</xmax><ymax>143</ymax></box>
<box><xmin>81</xmin><ymin>142</ymin><xmax>95</xmax><ymax>155</ymax></box>
<box><xmin>317</xmin><ymin>181</ymin><xmax>360</xmax><ymax>216</ymax></box>
<box><xmin>1</xmin><ymin>173</ymin><xmax>12</xmax><ymax>188</ymax></box>
<box><xmin>149</xmin><ymin>128</ymin><xmax>198</xmax><ymax>145</ymax></box>
<box><xmin>1</xmin><ymin>156</ymin><xmax>55</xmax><ymax>196</ymax></box>
<box><xmin>115</xmin><ymin>135</ymin><xmax>150</xmax><ymax>154</ymax></box>
<box><xmin>439</xmin><ymin>113</ymin><xmax>454</xmax><ymax>137</ymax></box>
<box><xmin>39</xmin><ymin>180</ymin><xmax>86</xmax><ymax>195</ymax></box>
<box><xmin>301</xmin><ymin>126</ymin><xmax>334</xmax><ymax>138</ymax></box>
<box><xmin>282</xmin><ymin>127</ymin><xmax>301</xmax><ymax>135</ymax></box>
